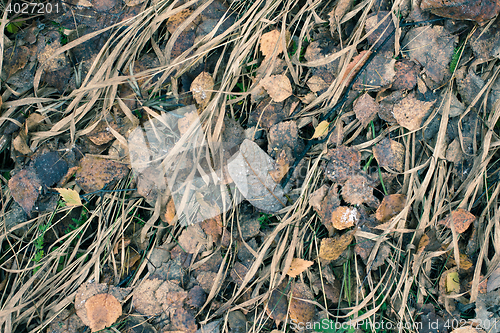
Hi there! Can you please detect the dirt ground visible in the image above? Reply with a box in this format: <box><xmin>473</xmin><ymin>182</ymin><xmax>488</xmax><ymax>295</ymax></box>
<box><xmin>1</xmin><ymin>0</ymin><xmax>500</xmax><ymax>332</ymax></box>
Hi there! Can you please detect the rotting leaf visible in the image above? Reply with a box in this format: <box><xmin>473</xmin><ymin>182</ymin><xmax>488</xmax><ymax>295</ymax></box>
<box><xmin>200</xmin><ymin>215</ymin><xmax>223</xmax><ymax>244</ymax></box>
<box><xmin>12</xmin><ymin>132</ymin><xmax>32</xmax><ymax>155</ymax></box>
<box><xmin>392</xmin><ymin>93</ymin><xmax>435</xmax><ymax>131</ymax></box>
<box><xmin>267</xmin><ymin>120</ymin><xmax>299</xmax><ymax>158</ymax></box>
<box><xmin>185</xmin><ymin>285</ymin><xmax>206</xmax><ymax>309</ymax></box>
<box><xmin>420</xmin><ymin>0</ymin><xmax>500</xmax><ymax>25</ymax></box>
<box><xmin>353</xmin><ymin>55</ymin><xmax>396</xmax><ymax>91</ymax></box>
<box><xmin>319</xmin><ymin>231</ymin><xmax>354</xmax><ymax>261</ymax></box>
<box><xmin>132</xmin><ymin>278</ymin><xmax>164</xmax><ymax>316</ymax></box>
<box><xmin>353</xmin><ymin>93</ymin><xmax>379</xmax><ymax>127</ymax></box>
<box><xmin>287</xmin><ymin>258</ymin><xmax>314</xmax><ymax>277</ymax></box>
<box><xmin>8</xmin><ymin>168</ymin><xmax>42</xmax><ymax>216</ymax></box>
<box><xmin>316</xmin><ymin>185</ymin><xmax>341</xmax><ymax>236</ymax></box>
<box><xmin>323</xmin><ymin>146</ymin><xmax>361</xmax><ymax>184</ymax></box>
<box><xmin>392</xmin><ymin>60</ymin><xmax>419</xmax><ymax>91</ymax></box>
<box><xmin>178</xmin><ymin>224</ymin><xmax>207</xmax><ymax>254</ymax></box>
<box><xmin>34</xmin><ymin>152</ymin><xmax>69</xmax><ymax>187</ymax></box>
<box><xmin>289</xmin><ymin>282</ymin><xmax>316</xmax><ymax>323</ymax></box>
<box><xmin>85</xmin><ymin>294</ymin><xmax>122</xmax><ymax>332</ymax></box>
<box><xmin>373</xmin><ymin>137</ymin><xmax>405</xmax><ymax>172</ymax></box>
<box><xmin>260</xmin><ymin>75</ymin><xmax>292</xmax><ymax>103</ymax></box>
<box><xmin>55</xmin><ymin>188</ymin><xmax>82</xmax><ymax>206</ymax></box>
<box><xmin>171</xmin><ymin>308</ymin><xmax>197</xmax><ymax>333</ymax></box>
<box><xmin>307</xmin><ymin>75</ymin><xmax>330</xmax><ymax>93</ymax></box>
<box><xmin>191</xmin><ymin>71</ymin><xmax>214</xmax><ymax>107</ymax></box>
<box><xmin>438</xmin><ymin>209</ymin><xmax>475</xmax><ymax>234</ymax></box>
<box><xmin>269</xmin><ymin>149</ymin><xmax>290</xmax><ymax>183</ymax></box>
<box><xmin>375</xmin><ymin>194</ymin><xmax>406</xmax><ymax>222</ymax></box>
<box><xmin>227</xmin><ymin>139</ymin><xmax>286</xmax><ymax>212</ymax></box>
<box><xmin>309</xmin><ymin>184</ymin><xmax>329</xmax><ymax>211</ymax></box>
<box><xmin>75</xmin><ymin>155</ymin><xmax>129</xmax><ymax>193</ymax></box>
<box><xmin>249</xmin><ymin>98</ymin><xmax>286</xmax><ymax>129</ymax></box>
<box><xmin>365</xmin><ymin>11</ymin><xmax>395</xmax><ymax>52</ymax></box>
<box><xmin>402</xmin><ymin>25</ymin><xmax>455</xmax><ymax>86</ymax></box>
<box><xmin>342</xmin><ymin>174</ymin><xmax>378</xmax><ymax>207</ymax></box>
<box><xmin>265</xmin><ymin>281</ymin><xmax>289</xmax><ymax>325</ymax></box>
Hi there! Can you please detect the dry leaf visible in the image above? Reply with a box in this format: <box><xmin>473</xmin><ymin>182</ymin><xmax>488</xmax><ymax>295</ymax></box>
<box><xmin>353</xmin><ymin>93</ymin><xmax>379</xmax><ymax>127</ymax></box>
<box><xmin>438</xmin><ymin>209</ymin><xmax>475</xmax><ymax>234</ymax></box>
<box><xmin>353</xmin><ymin>55</ymin><xmax>396</xmax><ymax>91</ymax></box>
<box><xmin>85</xmin><ymin>294</ymin><xmax>122</xmax><ymax>332</ymax></box>
<box><xmin>373</xmin><ymin>137</ymin><xmax>405</xmax><ymax>172</ymax></box>
<box><xmin>265</xmin><ymin>281</ymin><xmax>289</xmax><ymax>325</ymax></box>
<box><xmin>319</xmin><ymin>231</ymin><xmax>354</xmax><ymax>261</ymax></box>
<box><xmin>316</xmin><ymin>185</ymin><xmax>341</xmax><ymax>236</ymax></box>
<box><xmin>289</xmin><ymin>282</ymin><xmax>315</xmax><ymax>323</ymax></box>
<box><xmin>342</xmin><ymin>50</ymin><xmax>371</xmax><ymax>83</ymax></box>
<box><xmin>178</xmin><ymin>224</ymin><xmax>207</xmax><ymax>254</ymax></box>
<box><xmin>392</xmin><ymin>93</ymin><xmax>434</xmax><ymax>131</ymax></box>
<box><xmin>12</xmin><ymin>133</ymin><xmax>32</xmax><ymax>155</ymax></box>
<box><xmin>420</xmin><ymin>0</ymin><xmax>500</xmax><ymax>24</ymax></box>
<box><xmin>323</xmin><ymin>146</ymin><xmax>361</xmax><ymax>184</ymax></box>
<box><xmin>269</xmin><ymin>149</ymin><xmax>290</xmax><ymax>183</ymax></box>
<box><xmin>307</xmin><ymin>75</ymin><xmax>329</xmax><ymax>93</ymax></box>
<box><xmin>260</xmin><ymin>30</ymin><xmax>290</xmax><ymax>58</ymax></box>
<box><xmin>375</xmin><ymin>194</ymin><xmax>406</xmax><ymax>222</ymax></box>
<box><xmin>287</xmin><ymin>258</ymin><xmax>314</xmax><ymax>277</ymax></box>
<box><xmin>55</xmin><ymin>188</ymin><xmax>82</xmax><ymax>206</ymax></box>
<box><xmin>312</xmin><ymin>121</ymin><xmax>330</xmax><ymax>139</ymax></box>
<box><xmin>8</xmin><ymin>168</ymin><xmax>42</xmax><ymax>216</ymax></box>
<box><xmin>330</xmin><ymin>206</ymin><xmax>358</xmax><ymax>230</ymax></box>
<box><xmin>309</xmin><ymin>184</ymin><xmax>329</xmax><ymax>211</ymax></box>
<box><xmin>75</xmin><ymin>155</ymin><xmax>129</xmax><ymax>193</ymax></box>
<box><xmin>178</xmin><ymin>110</ymin><xmax>200</xmax><ymax>136</ymax></box>
<box><xmin>260</xmin><ymin>75</ymin><xmax>292</xmax><ymax>103</ymax></box>
<box><xmin>164</xmin><ymin>197</ymin><xmax>177</xmax><ymax>226</ymax></box>
<box><xmin>191</xmin><ymin>72</ymin><xmax>214</xmax><ymax>107</ymax></box>
<box><xmin>227</xmin><ymin>139</ymin><xmax>286</xmax><ymax>212</ymax></box>
<box><xmin>342</xmin><ymin>175</ymin><xmax>378</xmax><ymax>206</ymax></box>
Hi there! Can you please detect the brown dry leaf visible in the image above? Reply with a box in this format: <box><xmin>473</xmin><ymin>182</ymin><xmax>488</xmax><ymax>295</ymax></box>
<box><xmin>323</xmin><ymin>146</ymin><xmax>361</xmax><ymax>183</ymax></box>
<box><xmin>164</xmin><ymin>197</ymin><xmax>177</xmax><ymax>226</ymax></box>
<box><xmin>417</xmin><ymin>229</ymin><xmax>442</xmax><ymax>253</ymax></box>
<box><xmin>307</xmin><ymin>75</ymin><xmax>329</xmax><ymax>93</ymax></box>
<box><xmin>392</xmin><ymin>60</ymin><xmax>419</xmax><ymax>91</ymax></box>
<box><xmin>438</xmin><ymin>209</ymin><xmax>475</xmax><ymax>234</ymax></box>
<box><xmin>402</xmin><ymin>26</ymin><xmax>455</xmax><ymax>86</ymax></box>
<box><xmin>8</xmin><ymin>168</ymin><xmax>42</xmax><ymax>216</ymax></box>
<box><xmin>330</xmin><ymin>206</ymin><xmax>358</xmax><ymax>230</ymax></box>
<box><xmin>446</xmin><ymin>138</ymin><xmax>463</xmax><ymax>163</ymax></box>
<box><xmin>265</xmin><ymin>281</ymin><xmax>289</xmax><ymax>325</ymax></box>
<box><xmin>420</xmin><ymin>0</ymin><xmax>500</xmax><ymax>24</ymax></box>
<box><xmin>392</xmin><ymin>93</ymin><xmax>434</xmax><ymax>131</ymax></box>
<box><xmin>12</xmin><ymin>133</ymin><xmax>32</xmax><ymax>155</ymax></box>
<box><xmin>330</xmin><ymin>0</ymin><xmax>355</xmax><ymax>23</ymax></box>
<box><xmin>316</xmin><ymin>186</ymin><xmax>341</xmax><ymax>236</ymax></box>
<box><xmin>365</xmin><ymin>11</ymin><xmax>395</xmax><ymax>51</ymax></box>
<box><xmin>269</xmin><ymin>149</ymin><xmax>290</xmax><ymax>183</ymax></box>
<box><xmin>446</xmin><ymin>252</ymin><xmax>474</xmax><ymax>272</ymax></box>
<box><xmin>249</xmin><ymin>97</ymin><xmax>286</xmax><ymax>129</ymax></box>
<box><xmin>353</xmin><ymin>93</ymin><xmax>379</xmax><ymax>127</ymax></box>
<box><xmin>287</xmin><ymin>258</ymin><xmax>314</xmax><ymax>277</ymax></box>
<box><xmin>260</xmin><ymin>75</ymin><xmax>292</xmax><ymax>103</ymax></box>
<box><xmin>373</xmin><ymin>137</ymin><xmax>405</xmax><ymax>172</ymax></box>
<box><xmin>178</xmin><ymin>224</ymin><xmax>207</xmax><ymax>254</ymax></box>
<box><xmin>133</xmin><ymin>278</ymin><xmax>164</xmax><ymax>316</ymax></box>
<box><xmin>353</xmin><ymin>55</ymin><xmax>396</xmax><ymax>91</ymax></box>
<box><xmin>342</xmin><ymin>175</ymin><xmax>378</xmax><ymax>206</ymax></box>
<box><xmin>451</xmin><ymin>328</ymin><xmax>486</xmax><ymax>333</ymax></box>
<box><xmin>4</xmin><ymin>46</ymin><xmax>30</xmax><ymax>79</ymax></box>
<box><xmin>230</xmin><ymin>261</ymin><xmax>250</xmax><ymax>286</ymax></box>
<box><xmin>155</xmin><ymin>281</ymin><xmax>188</xmax><ymax>315</ymax></box>
<box><xmin>75</xmin><ymin>155</ymin><xmax>129</xmax><ymax>193</ymax></box>
<box><xmin>319</xmin><ymin>231</ymin><xmax>354</xmax><ymax>261</ymax></box>
<box><xmin>34</xmin><ymin>152</ymin><xmax>68</xmax><ymax>187</ymax></box>
<box><xmin>113</xmin><ymin>237</ymin><xmax>131</xmax><ymax>255</ymax></box>
<box><xmin>167</xmin><ymin>9</ymin><xmax>195</xmax><ymax>33</ymax></box>
<box><xmin>185</xmin><ymin>286</ymin><xmax>206</xmax><ymax>309</ymax></box>
<box><xmin>260</xmin><ymin>30</ymin><xmax>290</xmax><ymax>58</ymax></box>
<box><xmin>85</xmin><ymin>294</ymin><xmax>121</xmax><ymax>332</ymax></box>
<box><xmin>375</xmin><ymin>194</ymin><xmax>406</xmax><ymax>222</ymax></box>
<box><xmin>199</xmin><ymin>215</ymin><xmax>223</xmax><ymax>244</ymax></box>
<box><xmin>87</xmin><ymin>120</ymin><xmax>119</xmax><ymax>146</ymax></box>
<box><xmin>196</xmin><ymin>271</ymin><xmax>217</xmax><ymax>293</ymax></box>
<box><xmin>309</xmin><ymin>184</ymin><xmax>329</xmax><ymax>211</ymax></box>
<box><xmin>178</xmin><ymin>110</ymin><xmax>200</xmax><ymax>136</ymax></box>
<box><xmin>289</xmin><ymin>282</ymin><xmax>316</xmax><ymax>323</ymax></box>
<box><xmin>171</xmin><ymin>308</ymin><xmax>197</xmax><ymax>333</ymax></box>
<box><xmin>191</xmin><ymin>72</ymin><xmax>214</xmax><ymax>107</ymax></box>
<box><xmin>267</xmin><ymin>120</ymin><xmax>299</xmax><ymax>157</ymax></box>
